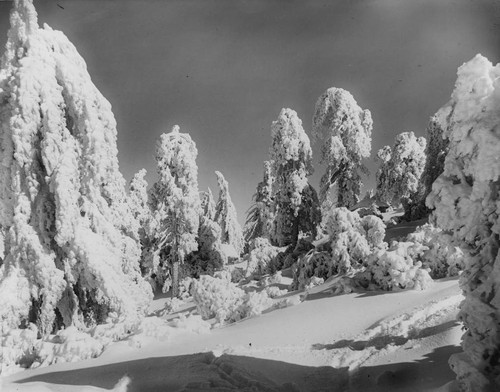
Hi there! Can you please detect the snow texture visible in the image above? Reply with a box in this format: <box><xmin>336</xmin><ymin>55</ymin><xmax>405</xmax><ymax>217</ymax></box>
<box><xmin>427</xmin><ymin>54</ymin><xmax>500</xmax><ymax>391</ymax></box>
<box><xmin>0</xmin><ymin>0</ymin><xmax>152</xmax><ymax>366</ymax></box>
<box><xmin>312</xmin><ymin>87</ymin><xmax>372</xmax><ymax>209</ymax></box>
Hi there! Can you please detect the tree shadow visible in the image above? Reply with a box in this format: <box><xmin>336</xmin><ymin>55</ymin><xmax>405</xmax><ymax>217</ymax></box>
<box><xmin>16</xmin><ymin>352</ymin><xmax>349</xmax><ymax>392</ymax></box>
<box><xmin>312</xmin><ymin>320</ymin><xmax>459</xmax><ymax>352</ymax></box>
<box><xmin>350</xmin><ymin>345</ymin><xmax>461</xmax><ymax>392</ymax></box>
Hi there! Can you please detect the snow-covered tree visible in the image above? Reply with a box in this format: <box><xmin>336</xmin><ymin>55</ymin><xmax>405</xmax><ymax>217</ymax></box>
<box><xmin>269</xmin><ymin>108</ymin><xmax>317</xmax><ymax>247</ymax></box>
<box><xmin>244</xmin><ymin>160</ymin><xmax>274</xmax><ymax>243</ymax></box>
<box><xmin>407</xmin><ymin>115</ymin><xmax>450</xmax><ymax>220</ymax></box>
<box><xmin>312</xmin><ymin>87</ymin><xmax>372</xmax><ymax>210</ymax></box>
<box><xmin>129</xmin><ymin>169</ymin><xmax>150</xmax><ymax>229</ymax></box>
<box><xmin>0</xmin><ymin>0</ymin><xmax>151</xmax><ymax>339</ymax></box>
<box><xmin>375</xmin><ymin>131</ymin><xmax>427</xmax><ymax>208</ymax></box>
<box><xmin>185</xmin><ymin>189</ymin><xmax>226</xmax><ymax>277</ymax></box>
<box><xmin>214</xmin><ymin>171</ymin><xmax>244</xmax><ymax>256</ymax></box>
<box><xmin>427</xmin><ymin>54</ymin><xmax>500</xmax><ymax>391</ymax></box>
<box><xmin>148</xmin><ymin>126</ymin><xmax>200</xmax><ymax>297</ymax></box>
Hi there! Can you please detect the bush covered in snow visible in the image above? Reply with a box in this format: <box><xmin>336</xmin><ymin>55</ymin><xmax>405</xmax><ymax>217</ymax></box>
<box><xmin>406</xmin><ymin>224</ymin><xmax>464</xmax><ymax>278</ymax></box>
<box><xmin>363</xmin><ymin>242</ymin><xmax>433</xmax><ymax>291</ymax></box>
<box><xmin>191</xmin><ymin>275</ymin><xmax>272</xmax><ymax>325</ymax></box>
<box><xmin>324</xmin><ymin>208</ymin><xmax>386</xmax><ymax>273</ymax></box>
<box><xmin>245</xmin><ymin>237</ymin><xmax>281</xmax><ymax>277</ymax></box>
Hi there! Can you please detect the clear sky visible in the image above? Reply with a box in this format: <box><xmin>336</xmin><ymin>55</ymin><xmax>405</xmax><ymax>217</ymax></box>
<box><xmin>0</xmin><ymin>0</ymin><xmax>499</xmax><ymax>224</ymax></box>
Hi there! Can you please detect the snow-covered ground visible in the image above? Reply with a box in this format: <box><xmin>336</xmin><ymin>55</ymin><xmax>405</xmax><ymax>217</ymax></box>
<box><xmin>1</xmin><ymin>274</ymin><xmax>462</xmax><ymax>392</ymax></box>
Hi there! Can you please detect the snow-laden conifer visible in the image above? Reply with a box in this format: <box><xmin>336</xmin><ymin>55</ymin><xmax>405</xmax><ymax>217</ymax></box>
<box><xmin>375</xmin><ymin>131</ymin><xmax>427</xmax><ymax>207</ymax></box>
<box><xmin>312</xmin><ymin>88</ymin><xmax>372</xmax><ymax>209</ymax></box>
<box><xmin>0</xmin><ymin>0</ymin><xmax>152</xmax><ymax>343</ymax></box>
<box><xmin>214</xmin><ymin>171</ymin><xmax>244</xmax><ymax>256</ymax></box>
<box><xmin>269</xmin><ymin>108</ymin><xmax>316</xmax><ymax>247</ymax></box>
<box><xmin>244</xmin><ymin>160</ymin><xmax>274</xmax><ymax>243</ymax></box>
<box><xmin>148</xmin><ymin>126</ymin><xmax>200</xmax><ymax>297</ymax></box>
<box><xmin>427</xmin><ymin>54</ymin><xmax>500</xmax><ymax>391</ymax></box>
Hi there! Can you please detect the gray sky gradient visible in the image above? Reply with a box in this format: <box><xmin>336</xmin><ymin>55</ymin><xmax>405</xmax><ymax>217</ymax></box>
<box><xmin>0</xmin><ymin>0</ymin><xmax>499</xmax><ymax>224</ymax></box>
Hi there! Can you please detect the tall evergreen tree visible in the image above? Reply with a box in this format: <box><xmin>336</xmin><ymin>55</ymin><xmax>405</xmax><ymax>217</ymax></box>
<box><xmin>269</xmin><ymin>108</ymin><xmax>315</xmax><ymax>247</ymax></box>
<box><xmin>312</xmin><ymin>87</ymin><xmax>372</xmax><ymax>210</ymax></box>
<box><xmin>214</xmin><ymin>171</ymin><xmax>244</xmax><ymax>256</ymax></box>
<box><xmin>0</xmin><ymin>0</ymin><xmax>151</xmax><ymax>337</ymax></box>
<box><xmin>244</xmin><ymin>160</ymin><xmax>274</xmax><ymax>243</ymax></box>
<box><xmin>375</xmin><ymin>131</ymin><xmax>427</xmax><ymax>207</ymax></box>
<box><xmin>428</xmin><ymin>54</ymin><xmax>500</xmax><ymax>391</ymax></box>
<box><xmin>149</xmin><ymin>126</ymin><xmax>200</xmax><ymax>297</ymax></box>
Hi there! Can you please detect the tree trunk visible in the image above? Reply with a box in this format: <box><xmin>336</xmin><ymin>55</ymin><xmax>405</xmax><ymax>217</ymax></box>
<box><xmin>171</xmin><ymin>260</ymin><xmax>180</xmax><ymax>299</ymax></box>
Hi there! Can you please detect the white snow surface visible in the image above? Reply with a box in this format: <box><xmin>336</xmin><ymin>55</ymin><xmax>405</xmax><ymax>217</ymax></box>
<box><xmin>1</xmin><ymin>277</ymin><xmax>462</xmax><ymax>392</ymax></box>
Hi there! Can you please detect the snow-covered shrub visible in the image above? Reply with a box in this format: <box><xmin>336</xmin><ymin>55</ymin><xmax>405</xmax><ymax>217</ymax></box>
<box><xmin>246</xmin><ymin>237</ymin><xmax>281</xmax><ymax>277</ymax></box>
<box><xmin>0</xmin><ymin>0</ymin><xmax>152</xmax><ymax>348</ymax></box>
<box><xmin>293</xmin><ymin>250</ymin><xmax>331</xmax><ymax>290</ymax></box>
<box><xmin>312</xmin><ymin>87</ymin><xmax>373</xmax><ymax>209</ymax></box>
<box><xmin>259</xmin><ymin>271</ymin><xmax>283</xmax><ymax>287</ymax></box>
<box><xmin>406</xmin><ymin>224</ymin><xmax>464</xmax><ymax>278</ymax></box>
<box><xmin>191</xmin><ymin>275</ymin><xmax>246</xmax><ymax>324</ymax></box>
<box><xmin>1</xmin><ymin>324</ymin><xmax>104</xmax><ymax>374</ymax></box>
<box><xmin>265</xmin><ymin>286</ymin><xmax>288</xmax><ymax>298</ymax></box>
<box><xmin>364</xmin><ymin>242</ymin><xmax>433</xmax><ymax>291</ymax></box>
<box><xmin>34</xmin><ymin>327</ymin><xmax>104</xmax><ymax>368</ymax></box>
<box><xmin>304</xmin><ymin>276</ymin><xmax>325</xmax><ymax>290</ymax></box>
<box><xmin>427</xmin><ymin>54</ymin><xmax>500</xmax><ymax>391</ymax></box>
<box><xmin>324</xmin><ymin>208</ymin><xmax>386</xmax><ymax>273</ymax></box>
<box><xmin>191</xmin><ymin>275</ymin><xmax>272</xmax><ymax>325</ymax></box>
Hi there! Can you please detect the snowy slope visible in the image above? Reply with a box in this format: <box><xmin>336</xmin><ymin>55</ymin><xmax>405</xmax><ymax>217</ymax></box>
<box><xmin>1</xmin><ymin>277</ymin><xmax>462</xmax><ymax>392</ymax></box>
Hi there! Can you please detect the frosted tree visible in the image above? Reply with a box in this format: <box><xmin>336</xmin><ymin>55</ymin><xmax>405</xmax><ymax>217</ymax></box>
<box><xmin>129</xmin><ymin>169</ymin><xmax>150</xmax><ymax>229</ymax></box>
<box><xmin>244</xmin><ymin>160</ymin><xmax>274</xmax><ymax>243</ymax></box>
<box><xmin>269</xmin><ymin>108</ymin><xmax>318</xmax><ymax>247</ymax></box>
<box><xmin>375</xmin><ymin>131</ymin><xmax>427</xmax><ymax>208</ymax></box>
<box><xmin>312</xmin><ymin>87</ymin><xmax>372</xmax><ymax>210</ymax></box>
<box><xmin>148</xmin><ymin>126</ymin><xmax>200</xmax><ymax>297</ymax></box>
<box><xmin>214</xmin><ymin>171</ymin><xmax>244</xmax><ymax>256</ymax></box>
<box><xmin>407</xmin><ymin>115</ymin><xmax>450</xmax><ymax>219</ymax></box>
<box><xmin>0</xmin><ymin>0</ymin><xmax>152</xmax><ymax>339</ymax></box>
<box><xmin>427</xmin><ymin>54</ymin><xmax>500</xmax><ymax>391</ymax></box>
<box><xmin>185</xmin><ymin>189</ymin><xmax>226</xmax><ymax>277</ymax></box>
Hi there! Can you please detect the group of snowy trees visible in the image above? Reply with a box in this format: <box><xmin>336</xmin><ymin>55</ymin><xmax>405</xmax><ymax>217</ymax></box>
<box><xmin>1</xmin><ymin>1</ymin><xmax>500</xmax><ymax>390</ymax></box>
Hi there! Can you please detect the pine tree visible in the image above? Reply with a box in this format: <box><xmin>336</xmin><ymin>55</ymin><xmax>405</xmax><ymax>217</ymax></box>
<box><xmin>312</xmin><ymin>87</ymin><xmax>372</xmax><ymax>210</ymax></box>
<box><xmin>269</xmin><ymin>108</ymin><xmax>316</xmax><ymax>247</ymax></box>
<box><xmin>0</xmin><ymin>0</ymin><xmax>151</xmax><ymax>338</ymax></box>
<box><xmin>214</xmin><ymin>171</ymin><xmax>244</xmax><ymax>256</ymax></box>
<box><xmin>427</xmin><ymin>54</ymin><xmax>500</xmax><ymax>391</ymax></box>
<box><xmin>244</xmin><ymin>160</ymin><xmax>274</xmax><ymax>243</ymax></box>
<box><xmin>375</xmin><ymin>131</ymin><xmax>427</xmax><ymax>207</ymax></box>
<box><xmin>149</xmin><ymin>126</ymin><xmax>200</xmax><ymax>297</ymax></box>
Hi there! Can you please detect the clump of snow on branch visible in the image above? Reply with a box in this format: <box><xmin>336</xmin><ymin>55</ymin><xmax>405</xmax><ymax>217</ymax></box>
<box><xmin>427</xmin><ymin>54</ymin><xmax>500</xmax><ymax>391</ymax></box>
<box><xmin>376</xmin><ymin>131</ymin><xmax>427</xmax><ymax>207</ymax></box>
<box><xmin>214</xmin><ymin>171</ymin><xmax>244</xmax><ymax>256</ymax></box>
<box><xmin>312</xmin><ymin>88</ymin><xmax>372</xmax><ymax>210</ymax></box>
<box><xmin>147</xmin><ymin>125</ymin><xmax>200</xmax><ymax>295</ymax></box>
<box><xmin>0</xmin><ymin>0</ymin><xmax>152</xmax><ymax>363</ymax></box>
<box><xmin>269</xmin><ymin>108</ymin><xmax>315</xmax><ymax>246</ymax></box>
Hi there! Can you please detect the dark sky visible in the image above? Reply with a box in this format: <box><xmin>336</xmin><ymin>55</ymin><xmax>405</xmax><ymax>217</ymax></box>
<box><xmin>0</xmin><ymin>0</ymin><xmax>499</xmax><ymax>223</ymax></box>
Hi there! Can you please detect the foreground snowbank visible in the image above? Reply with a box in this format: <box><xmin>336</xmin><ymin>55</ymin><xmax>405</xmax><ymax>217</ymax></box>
<box><xmin>2</xmin><ymin>277</ymin><xmax>461</xmax><ymax>391</ymax></box>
